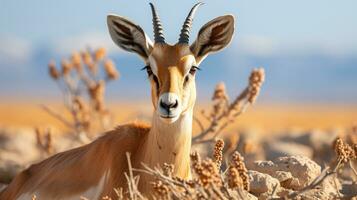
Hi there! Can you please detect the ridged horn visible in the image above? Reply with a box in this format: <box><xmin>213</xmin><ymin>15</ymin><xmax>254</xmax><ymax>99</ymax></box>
<box><xmin>149</xmin><ymin>3</ymin><xmax>165</xmax><ymax>43</ymax></box>
<box><xmin>178</xmin><ymin>2</ymin><xmax>204</xmax><ymax>44</ymax></box>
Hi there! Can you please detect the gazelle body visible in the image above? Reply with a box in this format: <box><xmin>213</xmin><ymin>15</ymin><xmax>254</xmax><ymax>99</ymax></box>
<box><xmin>0</xmin><ymin>3</ymin><xmax>234</xmax><ymax>200</ymax></box>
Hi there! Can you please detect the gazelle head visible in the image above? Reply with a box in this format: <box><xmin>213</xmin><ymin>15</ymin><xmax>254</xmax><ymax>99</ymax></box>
<box><xmin>108</xmin><ymin>3</ymin><xmax>234</xmax><ymax>123</ymax></box>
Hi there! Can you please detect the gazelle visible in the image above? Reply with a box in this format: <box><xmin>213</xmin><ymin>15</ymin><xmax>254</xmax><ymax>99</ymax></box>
<box><xmin>0</xmin><ymin>3</ymin><xmax>234</xmax><ymax>200</ymax></box>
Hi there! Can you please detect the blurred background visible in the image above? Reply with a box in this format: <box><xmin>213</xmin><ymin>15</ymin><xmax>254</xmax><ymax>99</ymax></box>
<box><xmin>0</xmin><ymin>0</ymin><xmax>356</xmax><ymax>132</ymax></box>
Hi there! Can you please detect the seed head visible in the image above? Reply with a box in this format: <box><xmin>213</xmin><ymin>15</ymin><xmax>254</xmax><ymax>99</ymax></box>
<box><xmin>104</xmin><ymin>59</ymin><xmax>119</xmax><ymax>80</ymax></box>
<box><xmin>82</xmin><ymin>51</ymin><xmax>97</xmax><ymax>75</ymax></box>
<box><xmin>227</xmin><ymin>166</ymin><xmax>243</xmax><ymax>189</ymax></box>
<box><xmin>190</xmin><ymin>152</ymin><xmax>222</xmax><ymax>188</ymax></box>
<box><xmin>212</xmin><ymin>82</ymin><xmax>229</xmax><ymax>101</ymax></box>
<box><xmin>230</xmin><ymin>151</ymin><xmax>250</xmax><ymax>191</ymax></box>
<box><xmin>61</xmin><ymin>59</ymin><xmax>72</xmax><ymax>76</ymax></box>
<box><xmin>48</xmin><ymin>60</ymin><xmax>60</xmax><ymax>80</ymax></box>
<box><xmin>152</xmin><ymin>180</ymin><xmax>169</xmax><ymax>198</ymax></box>
<box><xmin>82</xmin><ymin>51</ymin><xmax>93</xmax><ymax>66</ymax></box>
<box><xmin>95</xmin><ymin>47</ymin><xmax>106</xmax><ymax>61</ymax></box>
<box><xmin>71</xmin><ymin>52</ymin><xmax>82</xmax><ymax>71</ymax></box>
<box><xmin>333</xmin><ymin>137</ymin><xmax>355</xmax><ymax>163</ymax></box>
<box><xmin>248</xmin><ymin>68</ymin><xmax>265</xmax><ymax>104</ymax></box>
<box><xmin>88</xmin><ymin>81</ymin><xmax>105</xmax><ymax>111</ymax></box>
<box><xmin>213</xmin><ymin>139</ymin><xmax>224</xmax><ymax>169</ymax></box>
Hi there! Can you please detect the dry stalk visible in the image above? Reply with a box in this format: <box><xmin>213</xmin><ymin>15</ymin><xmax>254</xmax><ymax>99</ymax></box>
<box><xmin>193</xmin><ymin>68</ymin><xmax>265</xmax><ymax>145</ymax></box>
<box><xmin>125</xmin><ymin>152</ymin><xmax>146</xmax><ymax>200</ymax></box>
<box><xmin>35</xmin><ymin>127</ymin><xmax>54</xmax><ymax>157</ymax></box>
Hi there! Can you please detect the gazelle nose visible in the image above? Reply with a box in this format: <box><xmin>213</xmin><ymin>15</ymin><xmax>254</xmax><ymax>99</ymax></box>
<box><xmin>160</xmin><ymin>99</ymin><xmax>178</xmax><ymax>111</ymax></box>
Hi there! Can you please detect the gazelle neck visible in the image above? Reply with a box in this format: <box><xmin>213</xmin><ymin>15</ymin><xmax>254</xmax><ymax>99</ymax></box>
<box><xmin>141</xmin><ymin>109</ymin><xmax>193</xmax><ymax>177</ymax></box>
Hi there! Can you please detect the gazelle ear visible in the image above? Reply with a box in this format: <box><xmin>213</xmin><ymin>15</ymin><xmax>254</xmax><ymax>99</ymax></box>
<box><xmin>190</xmin><ymin>15</ymin><xmax>235</xmax><ymax>64</ymax></box>
<box><xmin>107</xmin><ymin>15</ymin><xmax>153</xmax><ymax>59</ymax></box>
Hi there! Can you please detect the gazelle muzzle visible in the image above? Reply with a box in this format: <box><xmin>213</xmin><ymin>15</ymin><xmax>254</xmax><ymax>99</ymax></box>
<box><xmin>158</xmin><ymin>92</ymin><xmax>181</xmax><ymax>122</ymax></box>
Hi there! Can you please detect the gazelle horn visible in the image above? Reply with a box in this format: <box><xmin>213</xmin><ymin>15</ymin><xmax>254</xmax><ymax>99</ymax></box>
<box><xmin>149</xmin><ymin>3</ymin><xmax>165</xmax><ymax>43</ymax></box>
<box><xmin>178</xmin><ymin>2</ymin><xmax>204</xmax><ymax>44</ymax></box>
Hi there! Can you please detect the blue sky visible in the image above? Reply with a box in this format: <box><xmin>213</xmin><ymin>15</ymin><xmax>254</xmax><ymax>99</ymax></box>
<box><xmin>0</xmin><ymin>0</ymin><xmax>357</xmax><ymax>104</ymax></box>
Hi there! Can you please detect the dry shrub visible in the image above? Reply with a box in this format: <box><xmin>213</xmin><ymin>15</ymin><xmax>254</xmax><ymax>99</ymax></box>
<box><xmin>42</xmin><ymin>47</ymin><xmax>119</xmax><ymax>144</ymax></box>
<box><xmin>193</xmin><ymin>68</ymin><xmax>265</xmax><ymax>145</ymax></box>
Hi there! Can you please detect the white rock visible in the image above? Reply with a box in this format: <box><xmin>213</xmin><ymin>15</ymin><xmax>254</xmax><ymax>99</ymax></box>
<box><xmin>248</xmin><ymin>170</ymin><xmax>281</xmax><ymax>196</ymax></box>
<box><xmin>274</xmin><ymin>156</ymin><xmax>321</xmax><ymax>189</ymax></box>
<box><xmin>251</xmin><ymin>156</ymin><xmax>322</xmax><ymax>190</ymax></box>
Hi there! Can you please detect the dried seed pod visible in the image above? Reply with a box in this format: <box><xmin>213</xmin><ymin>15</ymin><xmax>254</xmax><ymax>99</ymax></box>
<box><xmin>190</xmin><ymin>152</ymin><xmax>222</xmax><ymax>188</ymax></box>
<box><xmin>248</xmin><ymin>68</ymin><xmax>265</xmax><ymax>104</ymax></box>
<box><xmin>213</xmin><ymin>139</ymin><xmax>224</xmax><ymax>169</ymax></box>
<box><xmin>94</xmin><ymin>47</ymin><xmax>106</xmax><ymax>61</ymax></box>
<box><xmin>190</xmin><ymin>151</ymin><xmax>201</xmax><ymax>164</ymax></box>
<box><xmin>152</xmin><ymin>180</ymin><xmax>169</xmax><ymax>198</ymax></box>
<box><xmin>88</xmin><ymin>81</ymin><xmax>105</xmax><ymax>111</ymax></box>
<box><xmin>82</xmin><ymin>51</ymin><xmax>97</xmax><ymax>75</ymax></box>
<box><xmin>227</xmin><ymin>166</ymin><xmax>243</xmax><ymax>189</ymax></box>
<box><xmin>212</xmin><ymin>82</ymin><xmax>229</xmax><ymax>101</ymax></box>
<box><xmin>61</xmin><ymin>59</ymin><xmax>72</xmax><ymax>76</ymax></box>
<box><xmin>333</xmin><ymin>137</ymin><xmax>355</xmax><ymax>163</ymax></box>
<box><xmin>71</xmin><ymin>52</ymin><xmax>82</xmax><ymax>72</ymax></box>
<box><xmin>210</xmin><ymin>82</ymin><xmax>229</xmax><ymax>119</ymax></box>
<box><xmin>82</xmin><ymin>51</ymin><xmax>93</xmax><ymax>66</ymax></box>
<box><xmin>230</xmin><ymin>151</ymin><xmax>250</xmax><ymax>191</ymax></box>
<box><xmin>48</xmin><ymin>60</ymin><xmax>60</xmax><ymax>80</ymax></box>
<box><xmin>104</xmin><ymin>59</ymin><xmax>119</xmax><ymax>80</ymax></box>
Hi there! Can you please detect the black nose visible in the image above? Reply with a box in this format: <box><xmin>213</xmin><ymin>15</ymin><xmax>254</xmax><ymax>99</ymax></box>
<box><xmin>160</xmin><ymin>99</ymin><xmax>178</xmax><ymax>111</ymax></box>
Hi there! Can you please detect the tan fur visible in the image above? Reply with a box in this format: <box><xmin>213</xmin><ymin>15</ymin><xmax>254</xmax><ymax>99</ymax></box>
<box><xmin>149</xmin><ymin>44</ymin><xmax>196</xmax><ymax>110</ymax></box>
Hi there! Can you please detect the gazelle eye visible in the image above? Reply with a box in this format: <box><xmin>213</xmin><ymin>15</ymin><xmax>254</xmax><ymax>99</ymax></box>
<box><xmin>141</xmin><ymin>65</ymin><xmax>153</xmax><ymax>76</ymax></box>
<box><xmin>141</xmin><ymin>65</ymin><xmax>159</xmax><ymax>90</ymax></box>
<box><xmin>189</xmin><ymin>66</ymin><xmax>200</xmax><ymax>75</ymax></box>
